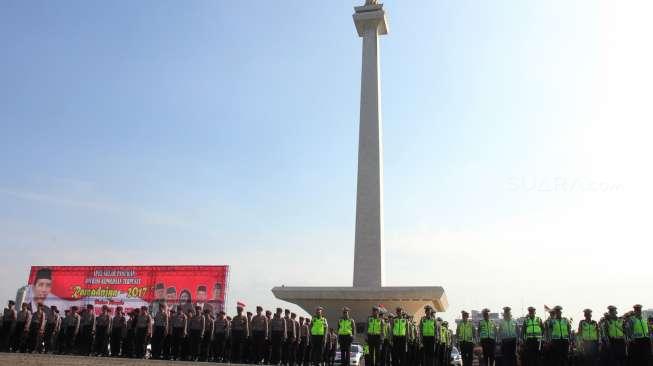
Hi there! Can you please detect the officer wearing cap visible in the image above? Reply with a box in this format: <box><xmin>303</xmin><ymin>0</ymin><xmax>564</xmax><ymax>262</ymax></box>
<box><xmin>478</xmin><ymin>308</ymin><xmax>497</xmax><ymax>366</ymax></box>
<box><xmin>337</xmin><ymin>306</ymin><xmax>356</xmax><ymax>366</ymax></box>
<box><xmin>419</xmin><ymin>305</ymin><xmax>437</xmax><ymax>366</ymax></box>
<box><xmin>441</xmin><ymin>321</ymin><xmax>452</xmax><ymax>366</ymax></box>
<box><xmin>79</xmin><ymin>304</ymin><xmax>96</xmax><ymax>356</ymax></box>
<box><xmin>310</xmin><ymin>306</ymin><xmax>328</xmax><ymax>366</ymax></box>
<box><xmin>456</xmin><ymin>310</ymin><xmax>475</xmax><ymax>366</ymax></box>
<box><xmin>270</xmin><ymin>307</ymin><xmax>287</xmax><ymax>364</ymax></box>
<box><xmin>367</xmin><ymin>306</ymin><xmax>385</xmax><ymax>366</ymax></box>
<box><xmin>578</xmin><ymin>308</ymin><xmax>599</xmax><ymax>366</ymax></box>
<box><xmin>626</xmin><ymin>304</ymin><xmax>650</xmax><ymax>365</ymax></box>
<box><xmin>110</xmin><ymin>306</ymin><xmax>126</xmax><ymax>357</ymax></box>
<box><xmin>250</xmin><ymin>306</ymin><xmax>268</xmax><ymax>363</ymax></box>
<box><xmin>545</xmin><ymin>306</ymin><xmax>570</xmax><ymax>365</ymax></box>
<box><xmin>1</xmin><ymin>300</ymin><xmax>16</xmax><ymax>352</ymax></box>
<box><xmin>151</xmin><ymin>302</ymin><xmax>170</xmax><ymax>359</ymax></box>
<box><xmin>498</xmin><ymin>307</ymin><xmax>517</xmax><ymax>366</ymax></box>
<box><xmin>522</xmin><ymin>306</ymin><xmax>543</xmax><ymax>366</ymax></box>
<box><xmin>94</xmin><ymin>305</ymin><xmax>111</xmax><ymax>356</ymax></box>
<box><xmin>391</xmin><ymin>307</ymin><xmax>408</xmax><ymax>366</ymax></box>
<box><xmin>601</xmin><ymin>305</ymin><xmax>625</xmax><ymax>366</ymax></box>
<box><xmin>230</xmin><ymin>303</ymin><xmax>249</xmax><ymax>362</ymax></box>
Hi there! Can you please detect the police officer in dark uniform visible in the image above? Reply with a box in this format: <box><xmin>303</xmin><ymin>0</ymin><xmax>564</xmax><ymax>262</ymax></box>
<box><xmin>367</xmin><ymin>306</ymin><xmax>385</xmax><ymax>366</ymax></box>
<box><xmin>79</xmin><ymin>304</ymin><xmax>95</xmax><ymax>356</ymax></box>
<box><xmin>231</xmin><ymin>303</ymin><xmax>250</xmax><ymax>363</ymax></box>
<box><xmin>2</xmin><ymin>300</ymin><xmax>17</xmax><ymax>351</ymax></box>
<box><xmin>270</xmin><ymin>307</ymin><xmax>288</xmax><ymax>365</ymax></box>
<box><xmin>152</xmin><ymin>302</ymin><xmax>170</xmax><ymax>359</ymax></box>
<box><xmin>26</xmin><ymin>303</ymin><xmax>46</xmax><ymax>353</ymax></box>
<box><xmin>110</xmin><ymin>306</ymin><xmax>126</xmax><ymax>357</ymax></box>
<box><xmin>170</xmin><ymin>305</ymin><xmax>188</xmax><ymax>360</ymax></box>
<box><xmin>94</xmin><ymin>305</ymin><xmax>111</xmax><ymax>356</ymax></box>
<box><xmin>337</xmin><ymin>307</ymin><xmax>356</xmax><ymax>366</ymax></box>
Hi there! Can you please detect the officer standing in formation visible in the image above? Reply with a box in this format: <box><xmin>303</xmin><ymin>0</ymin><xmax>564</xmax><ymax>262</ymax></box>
<box><xmin>498</xmin><ymin>307</ymin><xmax>517</xmax><ymax>366</ymax></box>
<box><xmin>419</xmin><ymin>305</ymin><xmax>436</xmax><ymax>366</ymax></box>
<box><xmin>456</xmin><ymin>310</ymin><xmax>476</xmax><ymax>366</ymax></box>
<box><xmin>3</xmin><ymin>300</ymin><xmax>651</xmax><ymax>366</ymax></box>
<box><xmin>578</xmin><ymin>309</ymin><xmax>599</xmax><ymax>366</ymax></box>
<box><xmin>391</xmin><ymin>307</ymin><xmax>408</xmax><ymax>366</ymax></box>
<box><xmin>337</xmin><ymin>307</ymin><xmax>356</xmax><ymax>366</ymax></box>
<box><xmin>366</xmin><ymin>306</ymin><xmax>385</xmax><ymax>366</ymax></box>
<box><xmin>310</xmin><ymin>306</ymin><xmax>328</xmax><ymax>366</ymax></box>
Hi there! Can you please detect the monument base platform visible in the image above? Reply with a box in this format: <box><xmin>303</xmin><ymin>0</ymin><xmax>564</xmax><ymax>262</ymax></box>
<box><xmin>272</xmin><ymin>286</ymin><xmax>447</xmax><ymax>323</ymax></box>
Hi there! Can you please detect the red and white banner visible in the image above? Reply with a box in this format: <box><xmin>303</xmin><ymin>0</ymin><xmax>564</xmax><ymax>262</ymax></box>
<box><xmin>27</xmin><ymin>265</ymin><xmax>229</xmax><ymax>315</ymax></box>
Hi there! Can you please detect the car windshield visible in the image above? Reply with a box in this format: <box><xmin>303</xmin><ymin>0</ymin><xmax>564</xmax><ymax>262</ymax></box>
<box><xmin>351</xmin><ymin>346</ymin><xmax>360</xmax><ymax>352</ymax></box>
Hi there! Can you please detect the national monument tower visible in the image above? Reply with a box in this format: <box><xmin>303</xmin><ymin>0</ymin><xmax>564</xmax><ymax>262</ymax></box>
<box><xmin>272</xmin><ymin>0</ymin><xmax>448</xmax><ymax>324</ymax></box>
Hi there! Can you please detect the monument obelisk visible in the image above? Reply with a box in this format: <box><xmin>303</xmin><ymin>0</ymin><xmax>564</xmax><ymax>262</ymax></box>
<box><xmin>272</xmin><ymin>1</ymin><xmax>447</xmax><ymax>324</ymax></box>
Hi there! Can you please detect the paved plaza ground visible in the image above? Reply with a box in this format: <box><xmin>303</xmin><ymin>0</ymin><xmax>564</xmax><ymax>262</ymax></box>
<box><xmin>0</xmin><ymin>353</ymin><xmax>213</xmax><ymax>366</ymax></box>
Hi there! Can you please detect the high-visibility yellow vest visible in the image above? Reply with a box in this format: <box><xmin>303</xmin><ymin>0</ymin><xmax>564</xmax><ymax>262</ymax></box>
<box><xmin>499</xmin><ymin>319</ymin><xmax>516</xmax><ymax>339</ymax></box>
<box><xmin>479</xmin><ymin>320</ymin><xmax>495</xmax><ymax>339</ymax></box>
<box><xmin>550</xmin><ymin>318</ymin><xmax>569</xmax><ymax>340</ymax></box>
<box><xmin>311</xmin><ymin>317</ymin><xmax>326</xmax><ymax>336</ymax></box>
<box><xmin>439</xmin><ymin>326</ymin><xmax>449</xmax><ymax>344</ymax></box>
<box><xmin>524</xmin><ymin>317</ymin><xmax>542</xmax><ymax>339</ymax></box>
<box><xmin>608</xmin><ymin>319</ymin><xmax>624</xmax><ymax>339</ymax></box>
<box><xmin>338</xmin><ymin>319</ymin><xmax>353</xmax><ymax>336</ymax></box>
<box><xmin>631</xmin><ymin>317</ymin><xmax>650</xmax><ymax>339</ymax></box>
<box><xmin>457</xmin><ymin>321</ymin><xmax>474</xmax><ymax>342</ymax></box>
<box><xmin>368</xmin><ymin>317</ymin><xmax>382</xmax><ymax>335</ymax></box>
<box><xmin>393</xmin><ymin>318</ymin><xmax>407</xmax><ymax>337</ymax></box>
<box><xmin>421</xmin><ymin>318</ymin><xmax>435</xmax><ymax>337</ymax></box>
<box><xmin>580</xmin><ymin>321</ymin><xmax>598</xmax><ymax>341</ymax></box>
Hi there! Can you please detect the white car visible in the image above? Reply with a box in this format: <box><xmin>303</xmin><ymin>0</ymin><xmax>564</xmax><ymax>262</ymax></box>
<box><xmin>450</xmin><ymin>346</ymin><xmax>462</xmax><ymax>366</ymax></box>
<box><xmin>334</xmin><ymin>344</ymin><xmax>365</xmax><ymax>366</ymax></box>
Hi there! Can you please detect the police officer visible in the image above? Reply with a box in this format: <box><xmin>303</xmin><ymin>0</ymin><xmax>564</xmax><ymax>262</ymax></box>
<box><xmin>456</xmin><ymin>311</ymin><xmax>475</xmax><ymax>366</ymax></box>
<box><xmin>367</xmin><ymin>306</ymin><xmax>385</xmax><ymax>366</ymax></box>
<box><xmin>14</xmin><ymin>302</ymin><xmax>32</xmax><ymax>353</ymax></box>
<box><xmin>109</xmin><ymin>306</ymin><xmax>126</xmax><ymax>357</ymax></box>
<box><xmin>187</xmin><ymin>307</ymin><xmax>205</xmax><ymax>361</ymax></box>
<box><xmin>298</xmin><ymin>317</ymin><xmax>310</xmax><ymax>366</ymax></box>
<box><xmin>326</xmin><ymin>327</ymin><xmax>338</xmax><ymax>366</ymax></box>
<box><xmin>498</xmin><ymin>307</ymin><xmax>517</xmax><ymax>366</ymax></box>
<box><xmin>283</xmin><ymin>309</ymin><xmax>297</xmax><ymax>366</ymax></box>
<box><xmin>270</xmin><ymin>308</ymin><xmax>287</xmax><ymax>365</ymax></box>
<box><xmin>310</xmin><ymin>306</ymin><xmax>328</xmax><ymax>366</ymax></box>
<box><xmin>601</xmin><ymin>305</ymin><xmax>625</xmax><ymax>366</ymax></box>
<box><xmin>250</xmin><ymin>306</ymin><xmax>269</xmax><ymax>364</ymax></box>
<box><xmin>477</xmin><ymin>308</ymin><xmax>497</xmax><ymax>366</ymax></box>
<box><xmin>151</xmin><ymin>302</ymin><xmax>170</xmax><ymax>359</ymax></box>
<box><xmin>545</xmin><ymin>306</ymin><xmax>570</xmax><ymax>365</ymax></box>
<box><xmin>626</xmin><ymin>304</ymin><xmax>651</xmax><ymax>365</ymax></box>
<box><xmin>78</xmin><ymin>304</ymin><xmax>95</xmax><ymax>356</ymax></box>
<box><xmin>201</xmin><ymin>308</ymin><xmax>214</xmax><ymax>361</ymax></box>
<box><xmin>26</xmin><ymin>303</ymin><xmax>46</xmax><ymax>353</ymax></box>
<box><xmin>62</xmin><ymin>306</ymin><xmax>80</xmax><ymax>354</ymax></box>
<box><xmin>391</xmin><ymin>307</ymin><xmax>408</xmax><ymax>366</ymax></box>
<box><xmin>577</xmin><ymin>309</ymin><xmax>599</xmax><ymax>366</ymax></box>
<box><xmin>134</xmin><ymin>306</ymin><xmax>152</xmax><ymax>359</ymax></box>
<box><xmin>94</xmin><ymin>305</ymin><xmax>111</xmax><ymax>356</ymax></box>
<box><xmin>231</xmin><ymin>303</ymin><xmax>250</xmax><ymax>363</ymax></box>
<box><xmin>440</xmin><ymin>321</ymin><xmax>452</xmax><ymax>366</ymax></box>
<box><xmin>337</xmin><ymin>307</ymin><xmax>356</xmax><ymax>366</ymax></box>
<box><xmin>170</xmin><ymin>305</ymin><xmax>188</xmax><ymax>360</ymax></box>
<box><xmin>41</xmin><ymin>305</ymin><xmax>58</xmax><ymax>353</ymax></box>
<box><xmin>213</xmin><ymin>311</ymin><xmax>229</xmax><ymax>362</ymax></box>
<box><xmin>2</xmin><ymin>300</ymin><xmax>17</xmax><ymax>351</ymax></box>
<box><xmin>521</xmin><ymin>307</ymin><xmax>543</xmax><ymax>366</ymax></box>
<box><xmin>420</xmin><ymin>305</ymin><xmax>437</xmax><ymax>366</ymax></box>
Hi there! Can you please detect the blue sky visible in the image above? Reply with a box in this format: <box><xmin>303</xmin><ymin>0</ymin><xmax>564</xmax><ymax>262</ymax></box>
<box><xmin>1</xmin><ymin>0</ymin><xmax>652</xmax><ymax>322</ymax></box>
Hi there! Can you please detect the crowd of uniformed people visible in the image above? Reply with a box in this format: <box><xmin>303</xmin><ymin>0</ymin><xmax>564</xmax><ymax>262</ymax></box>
<box><xmin>1</xmin><ymin>299</ymin><xmax>652</xmax><ymax>366</ymax></box>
